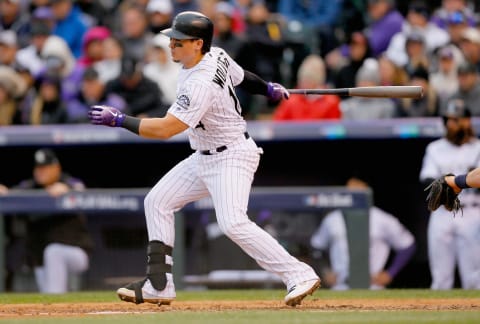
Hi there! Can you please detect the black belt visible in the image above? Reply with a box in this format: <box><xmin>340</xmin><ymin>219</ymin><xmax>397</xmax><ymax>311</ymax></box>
<box><xmin>199</xmin><ymin>132</ymin><xmax>250</xmax><ymax>155</ymax></box>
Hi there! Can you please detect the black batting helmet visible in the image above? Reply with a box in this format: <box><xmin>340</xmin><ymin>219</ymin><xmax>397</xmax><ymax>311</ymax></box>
<box><xmin>161</xmin><ymin>11</ymin><xmax>213</xmax><ymax>54</ymax></box>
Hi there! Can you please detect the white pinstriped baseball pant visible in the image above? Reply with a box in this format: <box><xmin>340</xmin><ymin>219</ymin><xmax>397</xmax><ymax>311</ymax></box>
<box><xmin>144</xmin><ymin>136</ymin><xmax>318</xmax><ymax>290</ymax></box>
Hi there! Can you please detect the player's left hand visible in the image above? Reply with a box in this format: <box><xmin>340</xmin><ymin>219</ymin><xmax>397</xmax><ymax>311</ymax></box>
<box><xmin>267</xmin><ymin>82</ymin><xmax>290</xmax><ymax>101</ymax></box>
<box><xmin>371</xmin><ymin>271</ymin><xmax>392</xmax><ymax>287</ymax></box>
<box><xmin>88</xmin><ymin>105</ymin><xmax>126</xmax><ymax>127</ymax></box>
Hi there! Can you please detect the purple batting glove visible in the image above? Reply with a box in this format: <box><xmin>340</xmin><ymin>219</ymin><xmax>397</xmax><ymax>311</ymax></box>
<box><xmin>267</xmin><ymin>82</ymin><xmax>290</xmax><ymax>101</ymax></box>
<box><xmin>88</xmin><ymin>105</ymin><xmax>126</xmax><ymax>127</ymax></box>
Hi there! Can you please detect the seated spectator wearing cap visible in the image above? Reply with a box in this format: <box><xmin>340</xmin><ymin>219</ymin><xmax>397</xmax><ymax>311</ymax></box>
<box><xmin>0</xmin><ymin>0</ymin><xmax>31</xmax><ymax>48</ymax></box>
<box><xmin>445</xmin><ymin>10</ymin><xmax>472</xmax><ymax>48</ymax></box>
<box><xmin>16</xmin><ymin>21</ymin><xmax>52</xmax><ymax>78</ymax></box>
<box><xmin>68</xmin><ymin>67</ymin><xmax>128</xmax><ymax>123</ymax></box>
<box><xmin>105</xmin><ymin>55</ymin><xmax>168</xmax><ymax>118</ymax></box>
<box><xmin>384</xmin><ymin>1</ymin><xmax>450</xmax><ymax>67</ymax></box>
<box><xmin>340</xmin><ymin>58</ymin><xmax>398</xmax><ymax>120</ymax></box>
<box><xmin>458</xmin><ymin>27</ymin><xmax>480</xmax><ymax>71</ymax></box>
<box><xmin>430</xmin><ymin>0</ymin><xmax>477</xmax><ymax>30</ymax></box>
<box><xmin>143</xmin><ymin>34</ymin><xmax>180</xmax><ymax>106</ymax></box>
<box><xmin>77</xmin><ymin>26</ymin><xmax>111</xmax><ymax>67</ymax></box>
<box><xmin>146</xmin><ymin>0</ymin><xmax>174</xmax><ymax>34</ymax></box>
<box><xmin>0</xmin><ymin>65</ymin><xmax>27</xmax><ymax>125</ymax></box>
<box><xmin>49</xmin><ymin>0</ymin><xmax>88</xmax><ymax>58</ymax></box>
<box><xmin>332</xmin><ymin>31</ymin><xmax>373</xmax><ymax>92</ymax></box>
<box><xmin>3</xmin><ymin>148</ymin><xmax>94</xmax><ymax>293</ymax></box>
<box><xmin>0</xmin><ymin>30</ymin><xmax>19</xmax><ymax>68</ymax></box>
<box><xmin>397</xmin><ymin>66</ymin><xmax>440</xmax><ymax>117</ymax></box>
<box><xmin>442</xmin><ymin>61</ymin><xmax>480</xmax><ymax>115</ymax></box>
<box><xmin>25</xmin><ymin>73</ymin><xmax>68</xmax><ymax>125</ymax></box>
<box><xmin>38</xmin><ymin>35</ymin><xmax>85</xmax><ymax>104</ymax></box>
<box><xmin>430</xmin><ymin>45</ymin><xmax>460</xmax><ymax>107</ymax></box>
<box><xmin>272</xmin><ymin>54</ymin><xmax>341</xmax><ymax>121</ymax></box>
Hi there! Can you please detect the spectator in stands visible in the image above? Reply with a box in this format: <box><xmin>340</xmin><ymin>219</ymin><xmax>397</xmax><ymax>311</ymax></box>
<box><xmin>430</xmin><ymin>45</ymin><xmax>460</xmax><ymax>107</ymax></box>
<box><xmin>106</xmin><ymin>55</ymin><xmax>167</xmax><ymax>118</ymax></box>
<box><xmin>94</xmin><ymin>35</ymin><xmax>124</xmax><ymax>84</ymax></box>
<box><xmin>445</xmin><ymin>10</ymin><xmax>472</xmax><ymax>48</ymax></box>
<box><xmin>75</xmin><ymin>0</ymin><xmax>110</xmax><ymax>27</ymax></box>
<box><xmin>272</xmin><ymin>54</ymin><xmax>341</xmax><ymax>121</ymax></box>
<box><xmin>146</xmin><ymin>0</ymin><xmax>174</xmax><ymax>34</ymax></box>
<box><xmin>431</xmin><ymin>0</ymin><xmax>477</xmax><ymax>30</ymax></box>
<box><xmin>341</xmin><ymin>58</ymin><xmax>398</xmax><ymax>120</ymax></box>
<box><xmin>0</xmin><ymin>0</ymin><xmax>31</xmax><ymax>48</ymax></box>
<box><xmin>458</xmin><ymin>27</ymin><xmax>480</xmax><ymax>71</ymax></box>
<box><xmin>310</xmin><ymin>177</ymin><xmax>416</xmax><ymax>290</ymax></box>
<box><xmin>143</xmin><ymin>34</ymin><xmax>180</xmax><ymax>106</ymax></box>
<box><xmin>50</xmin><ymin>0</ymin><xmax>88</xmax><ymax>58</ymax></box>
<box><xmin>26</xmin><ymin>73</ymin><xmax>68</xmax><ymax>125</ymax></box>
<box><xmin>2</xmin><ymin>148</ymin><xmax>94</xmax><ymax>293</ymax></box>
<box><xmin>244</xmin><ymin>1</ymin><xmax>286</xmax><ymax>117</ymax></box>
<box><xmin>332</xmin><ymin>31</ymin><xmax>373</xmax><ymax>92</ymax></box>
<box><xmin>401</xmin><ymin>31</ymin><xmax>430</xmax><ymax>78</ymax></box>
<box><xmin>212</xmin><ymin>1</ymin><xmax>256</xmax><ymax>117</ymax></box>
<box><xmin>68</xmin><ymin>67</ymin><xmax>128</xmax><ymax>123</ymax></box>
<box><xmin>378</xmin><ymin>54</ymin><xmax>409</xmax><ymax>86</ymax></box>
<box><xmin>385</xmin><ymin>1</ymin><xmax>450</xmax><ymax>68</ymax></box>
<box><xmin>397</xmin><ymin>66</ymin><xmax>440</xmax><ymax>117</ymax></box>
<box><xmin>14</xmin><ymin>62</ymin><xmax>39</xmax><ymax>124</ymax></box>
<box><xmin>0</xmin><ymin>65</ymin><xmax>26</xmax><ymax>125</ymax></box>
<box><xmin>364</xmin><ymin>0</ymin><xmax>404</xmax><ymax>58</ymax></box>
<box><xmin>117</xmin><ymin>3</ymin><xmax>154</xmax><ymax>62</ymax></box>
<box><xmin>442</xmin><ymin>61</ymin><xmax>480</xmax><ymax>115</ymax></box>
<box><xmin>0</xmin><ymin>30</ymin><xmax>18</xmax><ymax>68</ymax></box>
<box><xmin>77</xmin><ymin>26</ymin><xmax>112</xmax><ymax>68</ymax></box>
<box><xmin>16</xmin><ymin>21</ymin><xmax>52</xmax><ymax>78</ymax></box>
<box><xmin>172</xmin><ymin>0</ymin><xmax>199</xmax><ymax>17</ymax></box>
<box><xmin>38</xmin><ymin>35</ymin><xmax>85</xmax><ymax>104</ymax></box>
<box><xmin>277</xmin><ymin>0</ymin><xmax>343</xmax><ymax>56</ymax></box>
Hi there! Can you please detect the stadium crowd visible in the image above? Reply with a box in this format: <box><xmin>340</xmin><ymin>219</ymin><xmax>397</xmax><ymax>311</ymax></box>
<box><xmin>1</xmin><ymin>0</ymin><xmax>480</xmax><ymax>122</ymax></box>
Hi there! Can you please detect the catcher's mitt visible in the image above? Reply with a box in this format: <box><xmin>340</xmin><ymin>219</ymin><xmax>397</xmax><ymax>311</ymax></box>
<box><xmin>424</xmin><ymin>174</ymin><xmax>462</xmax><ymax>214</ymax></box>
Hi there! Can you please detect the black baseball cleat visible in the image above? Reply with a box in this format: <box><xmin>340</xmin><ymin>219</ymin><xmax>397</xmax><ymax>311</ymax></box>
<box><xmin>284</xmin><ymin>278</ymin><xmax>321</xmax><ymax>307</ymax></box>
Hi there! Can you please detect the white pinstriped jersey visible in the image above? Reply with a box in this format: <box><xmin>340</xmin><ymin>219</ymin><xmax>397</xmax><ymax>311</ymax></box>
<box><xmin>168</xmin><ymin>47</ymin><xmax>247</xmax><ymax>151</ymax></box>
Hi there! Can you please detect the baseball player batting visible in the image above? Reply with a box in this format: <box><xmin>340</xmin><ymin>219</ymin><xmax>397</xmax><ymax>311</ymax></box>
<box><xmin>88</xmin><ymin>11</ymin><xmax>320</xmax><ymax>307</ymax></box>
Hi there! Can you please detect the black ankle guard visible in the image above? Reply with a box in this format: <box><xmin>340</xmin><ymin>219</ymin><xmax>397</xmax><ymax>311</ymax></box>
<box><xmin>146</xmin><ymin>240</ymin><xmax>173</xmax><ymax>290</ymax></box>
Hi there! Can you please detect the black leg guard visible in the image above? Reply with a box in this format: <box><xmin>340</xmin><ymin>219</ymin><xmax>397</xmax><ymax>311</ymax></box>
<box><xmin>146</xmin><ymin>240</ymin><xmax>173</xmax><ymax>291</ymax></box>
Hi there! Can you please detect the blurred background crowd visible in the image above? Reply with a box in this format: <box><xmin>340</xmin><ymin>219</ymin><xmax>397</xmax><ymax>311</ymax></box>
<box><xmin>2</xmin><ymin>0</ymin><xmax>480</xmax><ymax>123</ymax></box>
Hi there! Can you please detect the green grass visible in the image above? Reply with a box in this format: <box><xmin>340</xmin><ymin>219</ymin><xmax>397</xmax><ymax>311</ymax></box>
<box><xmin>0</xmin><ymin>289</ymin><xmax>479</xmax><ymax>324</ymax></box>
<box><xmin>1</xmin><ymin>288</ymin><xmax>479</xmax><ymax>303</ymax></box>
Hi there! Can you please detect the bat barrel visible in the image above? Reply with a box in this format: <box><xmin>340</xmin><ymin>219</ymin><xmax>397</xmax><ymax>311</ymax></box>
<box><xmin>287</xmin><ymin>86</ymin><xmax>423</xmax><ymax>99</ymax></box>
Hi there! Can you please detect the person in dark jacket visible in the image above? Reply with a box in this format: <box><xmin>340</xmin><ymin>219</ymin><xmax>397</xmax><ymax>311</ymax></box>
<box><xmin>4</xmin><ymin>148</ymin><xmax>94</xmax><ymax>293</ymax></box>
<box><xmin>106</xmin><ymin>55</ymin><xmax>168</xmax><ymax>117</ymax></box>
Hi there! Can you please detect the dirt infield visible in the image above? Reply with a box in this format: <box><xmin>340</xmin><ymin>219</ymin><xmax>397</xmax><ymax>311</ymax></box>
<box><xmin>0</xmin><ymin>298</ymin><xmax>479</xmax><ymax>318</ymax></box>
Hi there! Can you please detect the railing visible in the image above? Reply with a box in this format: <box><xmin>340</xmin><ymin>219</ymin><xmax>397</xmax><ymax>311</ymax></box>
<box><xmin>0</xmin><ymin>118</ymin><xmax>464</xmax><ymax>147</ymax></box>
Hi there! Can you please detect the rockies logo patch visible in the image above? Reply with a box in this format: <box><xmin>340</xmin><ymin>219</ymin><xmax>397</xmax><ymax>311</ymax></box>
<box><xmin>176</xmin><ymin>94</ymin><xmax>190</xmax><ymax>110</ymax></box>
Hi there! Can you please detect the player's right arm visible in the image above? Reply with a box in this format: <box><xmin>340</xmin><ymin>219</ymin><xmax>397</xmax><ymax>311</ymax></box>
<box><xmin>88</xmin><ymin>106</ymin><xmax>188</xmax><ymax>139</ymax></box>
<box><xmin>445</xmin><ymin>167</ymin><xmax>480</xmax><ymax>193</ymax></box>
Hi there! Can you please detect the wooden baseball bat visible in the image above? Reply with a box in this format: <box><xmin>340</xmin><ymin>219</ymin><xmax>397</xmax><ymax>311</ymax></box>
<box><xmin>287</xmin><ymin>86</ymin><xmax>424</xmax><ymax>99</ymax></box>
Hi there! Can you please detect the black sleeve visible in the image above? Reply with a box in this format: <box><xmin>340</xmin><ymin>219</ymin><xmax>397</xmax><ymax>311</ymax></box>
<box><xmin>238</xmin><ymin>70</ymin><xmax>269</xmax><ymax>95</ymax></box>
